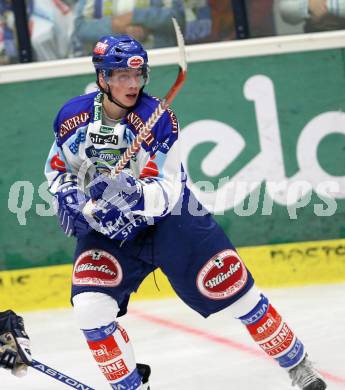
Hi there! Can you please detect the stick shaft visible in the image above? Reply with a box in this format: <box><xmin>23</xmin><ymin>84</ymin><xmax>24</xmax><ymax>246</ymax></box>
<box><xmin>111</xmin><ymin>101</ymin><xmax>167</xmax><ymax>177</ymax></box>
<box><xmin>31</xmin><ymin>359</ymin><xmax>95</xmax><ymax>390</ymax></box>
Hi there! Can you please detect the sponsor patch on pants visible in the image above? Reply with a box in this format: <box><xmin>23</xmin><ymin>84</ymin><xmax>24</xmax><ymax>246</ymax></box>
<box><xmin>73</xmin><ymin>250</ymin><xmax>123</xmax><ymax>287</ymax></box>
<box><xmin>196</xmin><ymin>249</ymin><xmax>248</xmax><ymax>300</ymax></box>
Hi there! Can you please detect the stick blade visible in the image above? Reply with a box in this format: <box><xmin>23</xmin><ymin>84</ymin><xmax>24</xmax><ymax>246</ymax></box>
<box><xmin>172</xmin><ymin>17</ymin><xmax>187</xmax><ymax>72</ymax></box>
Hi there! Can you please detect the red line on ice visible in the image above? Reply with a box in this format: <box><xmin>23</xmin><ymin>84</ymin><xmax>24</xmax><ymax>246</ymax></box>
<box><xmin>130</xmin><ymin>308</ymin><xmax>345</xmax><ymax>386</ymax></box>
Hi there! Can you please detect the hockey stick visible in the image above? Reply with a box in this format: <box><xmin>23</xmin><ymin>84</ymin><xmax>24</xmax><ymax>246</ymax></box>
<box><xmin>31</xmin><ymin>359</ymin><xmax>95</xmax><ymax>390</ymax></box>
<box><xmin>83</xmin><ymin>17</ymin><xmax>187</xmax><ymax>217</ymax></box>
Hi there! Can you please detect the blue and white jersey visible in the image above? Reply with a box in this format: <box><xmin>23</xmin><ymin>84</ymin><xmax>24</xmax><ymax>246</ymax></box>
<box><xmin>45</xmin><ymin>91</ymin><xmax>183</xmax><ymax>218</ymax></box>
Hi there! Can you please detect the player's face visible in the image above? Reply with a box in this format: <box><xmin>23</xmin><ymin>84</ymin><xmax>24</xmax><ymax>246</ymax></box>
<box><xmin>107</xmin><ymin>68</ymin><xmax>145</xmax><ymax>107</ymax></box>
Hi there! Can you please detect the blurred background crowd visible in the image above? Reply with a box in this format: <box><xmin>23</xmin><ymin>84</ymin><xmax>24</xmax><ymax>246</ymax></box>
<box><xmin>1</xmin><ymin>0</ymin><xmax>344</xmax><ymax>65</ymax></box>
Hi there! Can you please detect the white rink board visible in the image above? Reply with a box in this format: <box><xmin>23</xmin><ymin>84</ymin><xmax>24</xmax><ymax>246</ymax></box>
<box><xmin>1</xmin><ymin>30</ymin><xmax>345</xmax><ymax>84</ymax></box>
<box><xmin>1</xmin><ymin>284</ymin><xmax>345</xmax><ymax>390</ymax></box>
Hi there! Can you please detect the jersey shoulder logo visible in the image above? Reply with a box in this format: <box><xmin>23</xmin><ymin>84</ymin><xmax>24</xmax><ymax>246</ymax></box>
<box><xmin>126</xmin><ymin>111</ymin><xmax>154</xmax><ymax>146</ymax></box>
<box><xmin>59</xmin><ymin>112</ymin><xmax>90</xmax><ymax>141</ymax></box>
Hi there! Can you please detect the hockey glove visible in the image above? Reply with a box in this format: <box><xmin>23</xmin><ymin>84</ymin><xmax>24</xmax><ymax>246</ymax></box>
<box><xmin>55</xmin><ymin>174</ymin><xmax>92</xmax><ymax>238</ymax></box>
<box><xmin>93</xmin><ymin>203</ymin><xmax>150</xmax><ymax>241</ymax></box>
<box><xmin>0</xmin><ymin>310</ymin><xmax>32</xmax><ymax>377</ymax></box>
<box><xmin>89</xmin><ymin>169</ymin><xmax>144</xmax><ymax>215</ymax></box>
<box><xmin>88</xmin><ymin>169</ymin><xmax>148</xmax><ymax>240</ymax></box>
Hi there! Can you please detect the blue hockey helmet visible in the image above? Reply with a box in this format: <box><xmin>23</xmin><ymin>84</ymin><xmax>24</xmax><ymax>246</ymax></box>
<box><xmin>92</xmin><ymin>35</ymin><xmax>149</xmax><ymax>108</ymax></box>
<box><xmin>92</xmin><ymin>35</ymin><xmax>149</xmax><ymax>77</ymax></box>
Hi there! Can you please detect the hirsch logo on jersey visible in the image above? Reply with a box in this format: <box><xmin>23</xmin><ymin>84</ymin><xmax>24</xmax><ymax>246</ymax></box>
<box><xmin>89</xmin><ymin>132</ymin><xmax>118</xmax><ymax>145</ymax></box>
<box><xmin>94</xmin><ymin>42</ymin><xmax>109</xmax><ymax>55</ymax></box>
<box><xmin>127</xmin><ymin>56</ymin><xmax>144</xmax><ymax>68</ymax></box>
<box><xmin>59</xmin><ymin>112</ymin><xmax>90</xmax><ymax>139</ymax></box>
<box><xmin>73</xmin><ymin>250</ymin><xmax>123</xmax><ymax>287</ymax></box>
<box><xmin>196</xmin><ymin>249</ymin><xmax>248</xmax><ymax>300</ymax></box>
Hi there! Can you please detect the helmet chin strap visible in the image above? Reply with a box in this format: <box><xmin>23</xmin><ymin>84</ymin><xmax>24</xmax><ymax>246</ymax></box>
<box><xmin>96</xmin><ymin>75</ymin><xmax>145</xmax><ymax>111</ymax></box>
<box><xmin>105</xmin><ymin>84</ymin><xmax>133</xmax><ymax>110</ymax></box>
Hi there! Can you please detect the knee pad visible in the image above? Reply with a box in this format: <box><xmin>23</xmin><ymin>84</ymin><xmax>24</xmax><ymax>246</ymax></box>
<box><xmin>72</xmin><ymin>292</ymin><xmax>120</xmax><ymax>329</ymax></box>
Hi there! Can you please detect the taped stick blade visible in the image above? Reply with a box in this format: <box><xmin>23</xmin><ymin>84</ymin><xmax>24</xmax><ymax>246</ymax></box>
<box><xmin>164</xmin><ymin>18</ymin><xmax>187</xmax><ymax>105</ymax></box>
<box><xmin>172</xmin><ymin>17</ymin><xmax>187</xmax><ymax>72</ymax></box>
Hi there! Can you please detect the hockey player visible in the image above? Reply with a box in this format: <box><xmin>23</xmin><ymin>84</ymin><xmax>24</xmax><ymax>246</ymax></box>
<box><xmin>0</xmin><ymin>310</ymin><xmax>32</xmax><ymax>377</ymax></box>
<box><xmin>45</xmin><ymin>34</ymin><xmax>327</xmax><ymax>390</ymax></box>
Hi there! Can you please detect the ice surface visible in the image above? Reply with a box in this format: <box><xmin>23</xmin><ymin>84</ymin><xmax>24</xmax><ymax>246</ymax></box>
<box><xmin>1</xmin><ymin>284</ymin><xmax>344</xmax><ymax>389</ymax></box>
